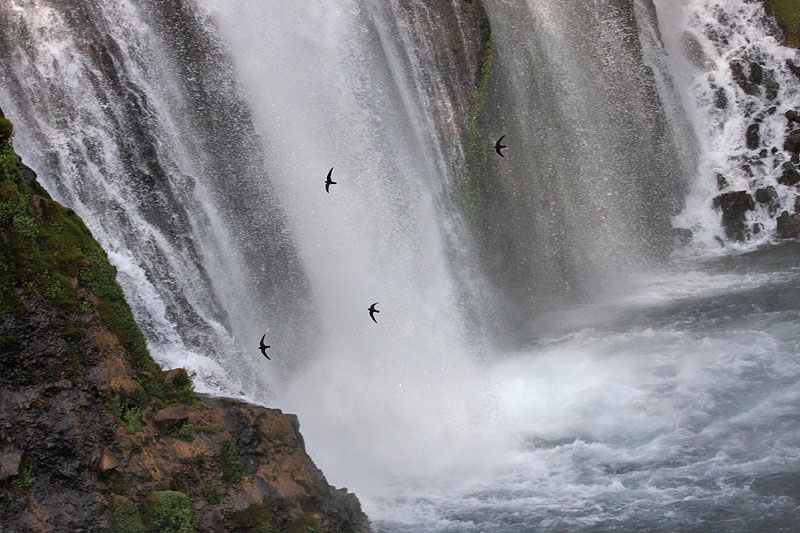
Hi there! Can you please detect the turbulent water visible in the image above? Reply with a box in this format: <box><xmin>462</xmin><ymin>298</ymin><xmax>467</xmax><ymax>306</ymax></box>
<box><xmin>2</xmin><ymin>0</ymin><xmax>800</xmax><ymax>531</ymax></box>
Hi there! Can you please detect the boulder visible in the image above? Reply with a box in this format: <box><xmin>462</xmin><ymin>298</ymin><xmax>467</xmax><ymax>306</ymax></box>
<box><xmin>95</xmin><ymin>450</ymin><xmax>120</xmax><ymax>472</ymax></box>
<box><xmin>713</xmin><ymin>191</ymin><xmax>755</xmax><ymax>240</ymax></box>
<box><xmin>779</xmin><ymin>162</ymin><xmax>800</xmax><ymax>186</ymax></box>
<box><xmin>755</xmin><ymin>186</ymin><xmax>778</xmax><ymax>203</ymax></box>
<box><xmin>0</xmin><ymin>452</ymin><xmax>23</xmax><ymax>482</ymax></box>
<box><xmin>784</xmin><ymin>130</ymin><xmax>800</xmax><ymax>153</ymax></box>
<box><xmin>777</xmin><ymin>211</ymin><xmax>800</xmax><ymax>239</ymax></box>
<box><xmin>153</xmin><ymin>406</ymin><xmax>191</xmax><ymax>431</ymax></box>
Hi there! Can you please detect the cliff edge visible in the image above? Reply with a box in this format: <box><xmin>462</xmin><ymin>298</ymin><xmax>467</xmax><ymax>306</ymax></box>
<box><xmin>0</xmin><ymin>107</ymin><xmax>369</xmax><ymax>532</ymax></box>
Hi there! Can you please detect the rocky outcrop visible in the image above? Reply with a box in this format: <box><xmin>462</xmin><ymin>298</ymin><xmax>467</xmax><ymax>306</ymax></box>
<box><xmin>0</xmin><ymin>114</ymin><xmax>369</xmax><ymax>532</ymax></box>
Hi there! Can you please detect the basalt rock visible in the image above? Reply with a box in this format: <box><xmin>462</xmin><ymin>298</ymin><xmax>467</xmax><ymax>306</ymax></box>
<box><xmin>755</xmin><ymin>185</ymin><xmax>778</xmax><ymax>203</ymax></box>
<box><xmin>784</xmin><ymin>129</ymin><xmax>800</xmax><ymax>153</ymax></box>
<box><xmin>777</xmin><ymin>210</ymin><xmax>800</xmax><ymax>239</ymax></box>
<box><xmin>0</xmin><ymin>118</ymin><xmax>369</xmax><ymax>533</ymax></box>
<box><xmin>779</xmin><ymin>162</ymin><xmax>800</xmax><ymax>186</ymax></box>
<box><xmin>713</xmin><ymin>191</ymin><xmax>755</xmax><ymax>240</ymax></box>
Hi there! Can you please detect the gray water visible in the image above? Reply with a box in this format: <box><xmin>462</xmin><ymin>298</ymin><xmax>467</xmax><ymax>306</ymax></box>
<box><xmin>1</xmin><ymin>0</ymin><xmax>800</xmax><ymax>531</ymax></box>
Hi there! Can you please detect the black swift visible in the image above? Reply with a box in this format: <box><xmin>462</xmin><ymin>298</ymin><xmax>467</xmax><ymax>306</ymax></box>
<box><xmin>259</xmin><ymin>334</ymin><xmax>271</xmax><ymax>360</ymax></box>
<box><xmin>368</xmin><ymin>302</ymin><xmax>380</xmax><ymax>323</ymax></box>
<box><xmin>325</xmin><ymin>167</ymin><xmax>337</xmax><ymax>193</ymax></box>
<box><xmin>495</xmin><ymin>135</ymin><xmax>507</xmax><ymax>157</ymax></box>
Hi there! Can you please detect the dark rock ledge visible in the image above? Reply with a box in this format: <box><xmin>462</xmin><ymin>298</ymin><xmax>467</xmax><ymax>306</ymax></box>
<box><xmin>0</xmin><ymin>107</ymin><xmax>369</xmax><ymax>533</ymax></box>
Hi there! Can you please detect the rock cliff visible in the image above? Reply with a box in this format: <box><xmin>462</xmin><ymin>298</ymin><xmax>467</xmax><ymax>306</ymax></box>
<box><xmin>0</xmin><ymin>106</ymin><xmax>368</xmax><ymax>532</ymax></box>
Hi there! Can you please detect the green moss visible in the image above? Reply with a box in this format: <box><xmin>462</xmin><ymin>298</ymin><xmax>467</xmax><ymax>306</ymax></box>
<box><xmin>459</xmin><ymin>20</ymin><xmax>494</xmax><ymax>226</ymax></box>
<box><xmin>228</xmin><ymin>503</ymin><xmax>276</xmax><ymax>533</ymax></box>
<box><xmin>220</xmin><ymin>438</ymin><xmax>245</xmax><ymax>484</ymax></box>
<box><xmin>765</xmin><ymin>0</ymin><xmax>800</xmax><ymax>47</ymax></box>
<box><xmin>147</xmin><ymin>490</ymin><xmax>198</xmax><ymax>533</ymax></box>
<box><xmin>113</xmin><ymin>500</ymin><xmax>147</xmax><ymax>533</ymax></box>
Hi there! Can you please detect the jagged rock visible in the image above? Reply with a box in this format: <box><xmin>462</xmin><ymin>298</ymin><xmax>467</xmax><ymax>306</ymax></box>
<box><xmin>777</xmin><ymin>211</ymin><xmax>800</xmax><ymax>238</ymax></box>
<box><xmin>784</xmin><ymin>130</ymin><xmax>800</xmax><ymax>153</ymax></box>
<box><xmin>779</xmin><ymin>162</ymin><xmax>800</xmax><ymax>186</ymax></box>
<box><xmin>746</xmin><ymin>122</ymin><xmax>761</xmax><ymax>149</ymax></box>
<box><xmin>730</xmin><ymin>61</ymin><xmax>759</xmax><ymax>95</ymax></box>
<box><xmin>787</xmin><ymin>110</ymin><xmax>800</xmax><ymax>123</ymax></box>
<box><xmin>795</xmin><ymin>196</ymin><xmax>800</xmax><ymax>212</ymax></box>
<box><xmin>713</xmin><ymin>191</ymin><xmax>755</xmax><ymax>240</ymax></box>
<box><xmin>749</xmin><ymin>61</ymin><xmax>763</xmax><ymax>85</ymax></box>
<box><xmin>0</xmin><ymin>452</ymin><xmax>22</xmax><ymax>481</ymax></box>
<box><xmin>716</xmin><ymin>173</ymin><xmax>729</xmax><ymax>190</ymax></box>
<box><xmin>95</xmin><ymin>449</ymin><xmax>120</xmax><ymax>472</ymax></box>
<box><xmin>787</xmin><ymin>59</ymin><xmax>800</xmax><ymax>78</ymax></box>
<box><xmin>755</xmin><ymin>186</ymin><xmax>778</xmax><ymax>203</ymax></box>
<box><xmin>714</xmin><ymin>86</ymin><xmax>729</xmax><ymax>109</ymax></box>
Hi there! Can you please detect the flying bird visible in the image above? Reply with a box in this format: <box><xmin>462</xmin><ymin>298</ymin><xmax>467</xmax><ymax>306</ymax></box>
<box><xmin>495</xmin><ymin>135</ymin><xmax>507</xmax><ymax>157</ymax></box>
<box><xmin>368</xmin><ymin>302</ymin><xmax>380</xmax><ymax>323</ymax></box>
<box><xmin>259</xmin><ymin>334</ymin><xmax>271</xmax><ymax>360</ymax></box>
<box><xmin>325</xmin><ymin>167</ymin><xmax>337</xmax><ymax>193</ymax></box>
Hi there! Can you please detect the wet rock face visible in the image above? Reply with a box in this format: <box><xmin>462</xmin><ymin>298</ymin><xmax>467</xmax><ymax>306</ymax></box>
<box><xmin>713</xmin><ymin>191</ymin><xmax>756</xmax><ymax>240</ymax></box>
<box><xmin>777</xmin><ymin>210</ymin><xmax>800</xmax><ymax>238</ymax></box>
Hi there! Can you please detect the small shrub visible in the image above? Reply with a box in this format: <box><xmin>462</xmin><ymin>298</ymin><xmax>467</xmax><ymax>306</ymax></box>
<box><xmin>194</xmin><ymin>453</ymin><xmax>207</xmax><ymax>473</ymax></box>
<box><xmin>168</xmin><ymin>368</ymin><xmax>196</xmax><ymax>404</ymax></box>
<box><xmin>11</xmin><ymin>455</ymin><xmax>34</xmax><ymax>490</ymax></box>
<box><xmin>228</xmin><ymin>502</ymin><xmax>276</xmax><ymax>533</ymax></box>
<box><xmin>289</xmin><ymin>515</ymin><xmax>319</xmax><ymax>533</ymax></box>
<box><xmin>170</xmin><ymin>422</ymin><xmax>196</xmax><ymax>442</ymax></box>
<box><xmin>113</xmin><ymin>500</ymin><xmax>146</xmax><ymax>533</ymax></box>
<box><xmin>147</xmin><ymin>490</ymin><xmax>197</xmax><ymax>533</ymax></box>
<box><xmin>200</xmin><ymin>485</ymin><xmax>220</xmax><ymax>505</ymax></box>
<box><xmin>79</xmin><ymin>298</ymin><xmax>93</xmax><ymax>314</ymax></box>
<box><xmin>0</xmin><ymin>115</ymin><xmax>13</xmax><ymax>145</ymax></box>
<box><xmin>106</xmin><ymin>397</ymin><xmax>143</xmax><ymax>434</ymax></box>
<box><xmin>220</xmin><ymin>438</ymin><xmax>244</xmax><ymax>484</ymax></box>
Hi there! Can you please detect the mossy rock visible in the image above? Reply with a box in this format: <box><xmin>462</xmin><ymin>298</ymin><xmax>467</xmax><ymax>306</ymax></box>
<box><xmin>765</xmin><ymin>0</ymin><xmax>800</xmax><ymax>48</ymax></box>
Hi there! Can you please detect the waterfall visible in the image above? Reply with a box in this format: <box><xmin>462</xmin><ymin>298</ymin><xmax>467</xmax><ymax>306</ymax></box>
<box><xmin>3</xmin><ymin>0</ymin><xmax>800</xmax><ymax>529</ymax></box>
<box><xmin>476</xmin><ymin>0</ymin><xmax>691</xmax><ymax>340</ymax></box>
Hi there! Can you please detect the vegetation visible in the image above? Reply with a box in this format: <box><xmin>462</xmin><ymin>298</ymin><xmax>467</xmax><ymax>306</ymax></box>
<box><xmin>227</xmin><ymin>502</ymin><xmax>276</xmax><ymax>533</ymax></box>
<box><xmin>169</xmin><ymin>421</ymin><xmax>218</xmax><ymax>442</ymax></box>
<box><xmin>200</xmin><ymin>485</ymin><xmax>221</xmax><ymax>505</ymax></box>
<box><xmin>113</xmin><ymin>500</ymin><xmax>147</xmax><ymax>533</ymax></box>
<box><xmin>147</xmin><ymin>490</ymin><xmax>198</xmax><ymax>533</ymax></box>
<box><xmin>765</xmin><ymin>0</ymin><xmax>800</xmax><ymax>47</ymax></box>
<box><xmin>289</xmin><ymin>515</ymin><xmax>319</xmax><ymax>533</ymax></box>
<box><xmin>221</xmin><ymin>438</ymin><xmax>245</xmax><ymax>483</ymax></box>
<box><xmin>10</xmin><ymin>454</ymin><xmax>35</xmax><ymax>491</ymax></box>
<box><xmin>106</xmin><ymin>397</ymin><xmax>143</xmax><ymax>434</ymax></box>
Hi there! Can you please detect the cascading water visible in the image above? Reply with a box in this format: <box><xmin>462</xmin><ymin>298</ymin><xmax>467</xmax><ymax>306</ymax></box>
<box><xmin>2</xmin><ymin>0</ymin><xmax>800</xmax><ymax>531</ymax></box>
<box><xmin>660</xmin><ymin>0</ymin><xmax>800</xmax><ymax>249</ymax></box>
